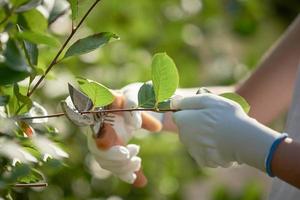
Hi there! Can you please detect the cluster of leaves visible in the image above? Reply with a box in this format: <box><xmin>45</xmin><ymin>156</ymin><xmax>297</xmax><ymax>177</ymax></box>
<box><xmin>75</xmin><ymin>52</ymin><xmax>179</xmax><ymax>111</ymax></box>
<box><xmin>0</xmin><ymin>0</ymin><xmax>120</xmax><ymax>196</ymax></box>
<box><xmin>0</xmin><ymin>0</ymin><xmax>58</xmax><ymax>193</ymax></box>
<box><xmin>77</xmin><ymin>52</ymin><xmax>249</xmax><ymax>113</ymax></box>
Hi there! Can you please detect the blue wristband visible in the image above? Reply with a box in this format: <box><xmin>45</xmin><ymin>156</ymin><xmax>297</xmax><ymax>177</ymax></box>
<box><xmin>265</xmin><ymin>133</ymin><xmax>288</xmax><ymax>177</ymax></box>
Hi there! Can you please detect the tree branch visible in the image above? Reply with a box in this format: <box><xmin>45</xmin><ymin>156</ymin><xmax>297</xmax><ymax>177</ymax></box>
<box><xmin>81</xmin><ymin>108</ymin><xmax>180</xmax><ymax>114</ymax></box>
<box><xmin>14</xmin><ymin>108</ymin><xmax>180</xmax><ymax>121</ymax></box>
<box><xmin>13</xmin><ymin>183</ymin><xmax>48</xmax><ymax>188</ymax></box>
<box><xmin>27</xmin><ymin>0</ymin><xmax>102</xmax><ymax>97</ymax></box>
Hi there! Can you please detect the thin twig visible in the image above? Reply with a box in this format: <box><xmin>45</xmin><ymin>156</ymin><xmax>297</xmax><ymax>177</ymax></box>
<box><xmin>14</xmin><ymin>108</ymin><xmax>180</xmax><ymax>121</ymax></box>
<box><xmin>81</xmin><ymin>108</ymin><xmax>180</xmax><ymax>114</ymax></box>
<box><xmin>13</xmin><ymin>183</ymin><xmax>48</xmax><ymax>188</ymax></box>
<box><xmin>0</xmin><ymin>14</ymin><xmax>10</xmax><ymax>26</ymax></box>
<box><xmin>0</xmin><ymin>6</ymin><xmax>14</xmax><ymax>26</ymax></box>
<box><xmin>27</xmin><ymin>0</ymin><xmax>102</xmax><ymax>97</ymax></box>
<box><xmin>15</xmin><ymin>113</ymin><xmax>65</xmax><ymax>120</ymax></box>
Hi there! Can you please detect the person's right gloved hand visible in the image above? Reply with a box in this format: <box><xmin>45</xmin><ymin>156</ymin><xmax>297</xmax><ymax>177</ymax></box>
<box><xmin>171</xmin><ymin>93</ymin><xmax>287</xmax><ymax>175</ymax></box>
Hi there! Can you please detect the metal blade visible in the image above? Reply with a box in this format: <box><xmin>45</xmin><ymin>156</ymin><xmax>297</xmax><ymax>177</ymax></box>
<box><xmin>61</xmin><ymin>101</ymin><xmax>94</xmax><ymax>126</ymax></box>
<box><xmin>196</xmin><ymin>87</ymin><xmax>212</xmax><ymax>94</ymax></box>
<box><xmin>68</xmin><ymin>83</ymin><xmax>93</xmax><ymax>111</ymax></box>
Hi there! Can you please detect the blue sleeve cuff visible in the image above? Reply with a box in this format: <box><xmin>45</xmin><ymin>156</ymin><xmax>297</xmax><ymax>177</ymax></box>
<box><xmin>265</xmin><ymin>133</ymin><xmax>288</xmax><ymax>177</ymax></box>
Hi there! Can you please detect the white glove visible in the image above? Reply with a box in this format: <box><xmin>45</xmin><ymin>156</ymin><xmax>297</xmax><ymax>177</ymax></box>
<box><xmin>113</xmin><ymin>83</ymin><xmax>143</xmax><ymax>143</ymax></box>
<box><xmin>87</xmin><ymin>133</ymin><xmax>141</xmax><ymax>183</ymax></box>
<box><xmin>171</xmin><ymin>93</ymin><xmax>286</xmax><ymax>173</ymax></box>
<box><xmin>87</xmin><ymin>83</ymin><xmax>143</xmax><ymax>184</ymax></box>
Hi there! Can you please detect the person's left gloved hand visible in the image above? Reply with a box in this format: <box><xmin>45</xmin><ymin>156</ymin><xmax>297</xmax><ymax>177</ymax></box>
<box><xmin>87</xmin><ymin>132</ymin><xmax>142</xmax><ymax>184</ymax></box>
<box><xmin>171</xmin><ymin>93</ymin><xmax>287</xmax><ymax>175</ymax></box>
<box><xmin>87</xmin><ymin>83</ymin><xmax>162</xmax><ymax>185</ymax></box>
<box><xmin>62</xmin><ymin>83</ymin><xmax>162</xmax><ymax>185</ymax></box>
<box><xmin>96</xmin><ymin>83</ymin><xmax>162</xmax><ymax>144</ymax></box>
<box><xmin>110</xmin><ymin>83</ymin><xmax>151</xmax><ymax>143</ymax></box>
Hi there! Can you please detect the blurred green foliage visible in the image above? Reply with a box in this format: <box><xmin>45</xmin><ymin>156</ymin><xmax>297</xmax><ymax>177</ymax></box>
<box><xmin>0</xmin><ymin>0</ymin><xmax>299</xmax><ymax>199</ymax></box>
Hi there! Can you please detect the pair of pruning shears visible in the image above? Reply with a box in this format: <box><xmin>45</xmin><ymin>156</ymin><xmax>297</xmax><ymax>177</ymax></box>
<box><xmin>60</xmin><ymin>83</ymin><xmax>107</xmax><ymax>138</ymax></box>
<box><xmin>61</xmin><ymin>83</ymin><xmax>148</xmax><ymax>187</ymax></box>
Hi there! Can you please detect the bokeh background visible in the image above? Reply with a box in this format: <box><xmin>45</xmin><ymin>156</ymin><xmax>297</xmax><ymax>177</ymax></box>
<box><xmin>8</xmin><ymin>0</ymin><xmax>300</xmax><ymax>199</ymax></box>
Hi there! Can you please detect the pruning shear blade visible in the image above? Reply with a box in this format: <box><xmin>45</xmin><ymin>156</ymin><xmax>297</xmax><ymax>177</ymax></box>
<box><xmin>61</xmin><ymin>97</ymin><xmax>94</xmax><ymax>126</ymax></box>
<box><xmin>61</xmin><ymin>83</ymin><xmax>107</xmax><ymax>138</ymax></box>
<box><xmin>68</xmin><ymin>83</ymin><xmax>93</xmax><ymax>111</ymax></box>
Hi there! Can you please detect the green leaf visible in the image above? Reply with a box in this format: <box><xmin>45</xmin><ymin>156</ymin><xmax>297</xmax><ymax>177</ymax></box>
<box><xmin>0</xmin><ymin>39</ymin><xmax>31</xmax><ymax>85</ymax></box>
<box><xmin>1</xmin><ymin>86</ymin><xmax>17</xmax><ymax>114</ymax></box>
<box><xmin>157</xmin><ymin>100</ymin><xmax>171</xmax><ymax>110</ymax></box>
<box><xmin>17</xmin><ymin>31</ymin><xmax>60</xmax><ymax>47</ymax></box>
<box><xmin>0</xmin><ymin>64</ymin><xmax>30</xmax><ymax>85</ymax></box>
<box><xmin>17</xmin><ymin>173</ymin><xmax>39</xmax><ymax>183</ymax></box>
<box><xmin>68</xmin><ymin>0</ymin><xmax>78</xmax><ymax>20</ymax></box>
<box><xmin>16</xmin><ymin>24</ymin><xmax>38</xmax><ymax>67</ymax></box>
<box><xmin>138</xmin><ymin>82</ymin><xmax>156</xmax><ymax>108</ymax></box>
<box><xmin>220</xmin><ymin>93</ymin><xmax>250</xmax><ymax>113</ymax></box>
<box><xmin>151</xmin><ymin>53</ymin><xmax>179</xmax><ymax>105</ymax></box>
<box><xmin>0</xmin><ymin>9</ymin><xmax>6</xmax><ymax>29</ymax></box>
<box><xmin>64</xmin><ymin>32</ymin><xmax>119</xmax><ymax>59</ymax></box>
<box><xmin>11</xmin><ymin>0</ymin><xmax>30</xmax><ymax>7</ymax></box>
<box><xmin>18</xmin><ymin>9</ymin><xmax>48</xmax><ymax>32</ymax></box>
<box><xmin>23</xmin><ymin>146</ymin><xmax>41</xmax><ymax>159</ymax></box>
<box><xmin>6</xmin><ymin>164</ymin><xmax>31</xmax><ymax>183</ymax></box>
<box><xmin>2</xmin><ymin>85</ymin><xmax>31</xmax><ymax>114</ymax></box>
<box><xmin>17</xmin><ymin>168</ymin><xmax>44</xmax><ymax>183</ymax></box>
<box><xmin>0</xmin><ymin>95</ymin><xmax>9</xmax><ymax>106</ymax></box>
<box><xmin>4</xmin><ymin>39</ymin><xmax>29</xmax><ymax>70</ymax></box>
<box><xmin>4</xmin><ymin>192</ymin><xmax>13</xmax><ymax>200</ymax></box>
<box><xmin>15</xmin><ymin>0</ymin><xmax>42</xmax><ymax>13</ymax></box>
<box><xmin>77</xmin><ymin>77</ymin><xmax>115</xmax><ymax>107</ymax></box>
<box><xmin>22</xmin><ymin>40</ymin><xmax>38</xmax><ymax>67</ymax></box>
<box><xmin>13</xmin><ymin>84</ymin><xmax>33</xmax><ymax>111</ymax></box>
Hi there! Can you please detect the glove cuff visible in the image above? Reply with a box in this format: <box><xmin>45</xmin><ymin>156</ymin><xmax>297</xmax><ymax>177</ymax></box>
<box><xmin>265</xmin><ymin>132</ymin><xmax>288</xmax><ymax>177</ymax></box>
<box><xmin>233</xmin><ymin>118</ymin><xmax>281</xmax><ymax>172</ymax></box>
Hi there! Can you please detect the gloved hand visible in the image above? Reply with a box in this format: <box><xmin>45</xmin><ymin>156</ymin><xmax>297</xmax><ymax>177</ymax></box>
<box><xmin>110</xmin><ymin>83</ymin><xmax>144</xmax><ymax>143</ymax></box>
<box><xmin>87</xmin><ymin>83</ymin><xmax>162</xmax><ymax>184</ymax></box>
<box><xmin>87</xmin><ymin>131</ymin><xmax>141</xmax><ymax>183</ymax></box>
<box><xmin>171</xmin><ymin>93</ymin><xmax>287</xmax><ymax>174</ymax></box>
